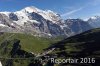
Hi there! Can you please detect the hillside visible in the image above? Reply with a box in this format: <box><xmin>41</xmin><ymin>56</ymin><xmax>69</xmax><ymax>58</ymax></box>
<box><xmin>0</xmin><ymin>28</ymin><xmax>100</xmax><ymax>66</ymax></box>
<box><xmin>46</xmin><ymin>28</ymin><xmax>100</xmax><ymax>66</ymax></box>
<box><xmin>0</xmin><ymin>32</ymin><xmax>62</xmax><ymax>66</ymax></box>
<box><xmin>0</xmin><ymin>33</ymin><xmax>60</xmax><ymax>54</ymax></box>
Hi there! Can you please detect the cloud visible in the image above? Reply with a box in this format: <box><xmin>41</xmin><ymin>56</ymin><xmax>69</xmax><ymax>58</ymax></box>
<box><xmin>61</xmin><ymin>7</ymin><xmax>83</xmax><ymax>17</ymax></box>
<box><xmin>61</xmin><ymin>0</ymin><xmax>100</xmax><ymax>19</ymax></box>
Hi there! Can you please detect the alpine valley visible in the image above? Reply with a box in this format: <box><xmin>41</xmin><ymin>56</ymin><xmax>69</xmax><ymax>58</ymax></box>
<box><xmin>0</xmin><ymin>6</ymin><xmax>100</xmax><ymax>66</ymax></box>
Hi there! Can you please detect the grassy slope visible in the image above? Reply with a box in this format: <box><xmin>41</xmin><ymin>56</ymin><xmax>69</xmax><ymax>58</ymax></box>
<box><xmin>47</xmin><ymin>28</ymin><xmax>100</xmax><ymax>66</ymax></box>
<box><xmin>0</xmin><ymin>33</ymin><xmax>61</xmax><ymax>53</ymax></box>
<box><xmin>0</xmin><ymin>28</ymin><xmax>100</xmax><ymax>66</ymax></box>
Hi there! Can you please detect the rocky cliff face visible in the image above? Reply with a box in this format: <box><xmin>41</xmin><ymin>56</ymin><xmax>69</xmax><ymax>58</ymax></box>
<box><xmin>65</xmin><ymin>19</ymin><xmax>92</xmax><ymax>34</ymax></box>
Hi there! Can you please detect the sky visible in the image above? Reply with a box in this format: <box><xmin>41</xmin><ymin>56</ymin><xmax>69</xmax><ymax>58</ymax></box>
<box><xmin>0</xmin><ymin>0</ymin><xmax>100</xmax><ymax>20</ymax></box>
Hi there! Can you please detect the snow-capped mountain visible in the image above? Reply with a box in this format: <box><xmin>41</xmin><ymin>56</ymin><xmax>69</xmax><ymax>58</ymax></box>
<box><xmin>88</xmin><ymin>16</ymin><xmax>100</xmax><ymax>28</ymax></box>
<box><xmin>0</xmin><ymin>6</ymin><xmax>92</xmax><ymax>37</ymax></box>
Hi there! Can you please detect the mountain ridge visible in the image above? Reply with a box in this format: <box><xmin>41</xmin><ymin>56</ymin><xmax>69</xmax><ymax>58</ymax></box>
<box><xmin>0</xmin><ymin>6</ymin><xmax>93</xmax><ymax>37</ymax></box>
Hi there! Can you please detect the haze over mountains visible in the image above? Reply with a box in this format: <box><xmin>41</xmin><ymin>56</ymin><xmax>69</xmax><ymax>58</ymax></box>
<box><xmin>0</xmin><ymin>6</ymin><xmax>98</xmax><ymax>37</ymax></box>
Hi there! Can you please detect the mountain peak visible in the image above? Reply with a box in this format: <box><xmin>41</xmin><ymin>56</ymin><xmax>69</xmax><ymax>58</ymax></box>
<box><xmin>90</xmin><ymin>16</ymin><xmax>100</xmax><ymax>20</ymax></box>
<box><xmin>22</xmin><ymin>6</ymin><xmax>42</xmax><ymax>13</ymax></box>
